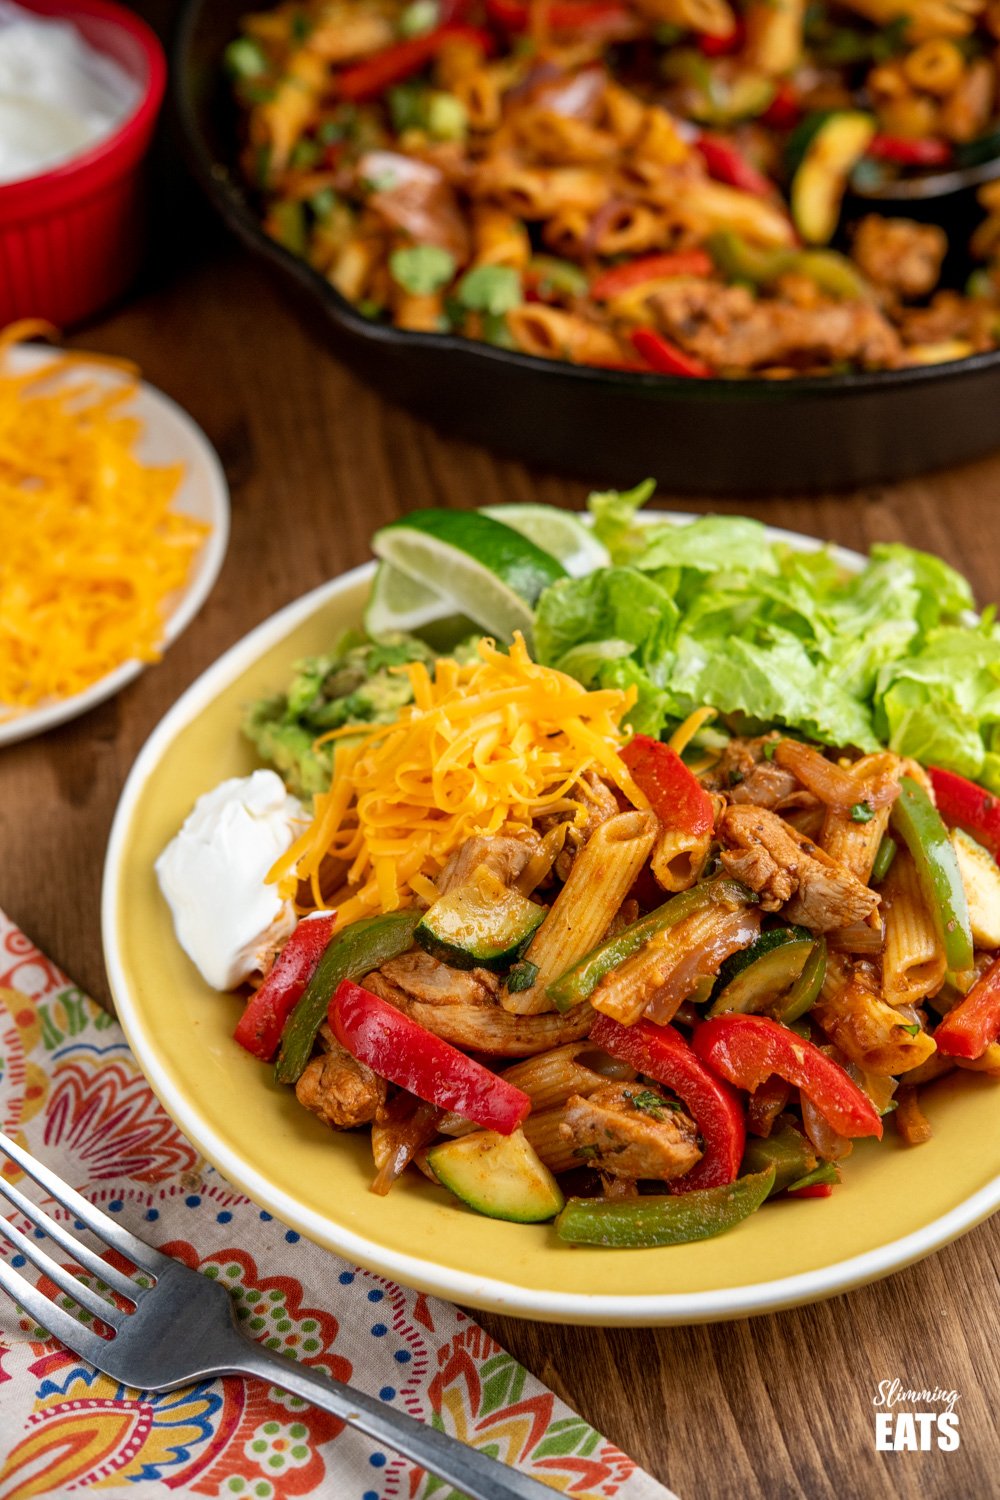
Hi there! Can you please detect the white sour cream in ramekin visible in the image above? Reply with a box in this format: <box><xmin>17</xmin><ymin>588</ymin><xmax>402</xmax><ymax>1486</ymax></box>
<box><xmin>0</xmin><ymin>2</ymin><xmax>141</xmax><ymax>186</ymax></box>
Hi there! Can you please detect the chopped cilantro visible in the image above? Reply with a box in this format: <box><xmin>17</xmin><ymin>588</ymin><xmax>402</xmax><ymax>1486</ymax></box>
<box><xmin>290</xmin><ymin>137</ymin><xmax>321</xmax><ymax>170</ymax></box>
<box><xmin>363</xmin><ymin>170</ymin><xmax>400</xmax><ymax>195</ymax></box>
<box><xmin>291</xmin><ymin>10</ymin><xmax>312</xmax><ymax>42</ymax></box>
<box><xmin>507</xmin><ymin>959</ymin><xmax>540</xmax><ymax>994</ymax></box>
<box><xmin>851</xmin><ymin>801</ymin><xmax>875</xmax><ymax>823</ymax></box>
<box><xmin>389</xmin><ymin>244</ymin><xmax>457</xmax><ymax>296</ymax></box>
<box><xmin>388</xmin><ymin>82</ymin><xmax>427</xmax><ymax>133</ymax></box>
<box><xmin>225</xmin><ymin>36</ymin><xmax>268</xmax><ymax>78</ymax></box>
<box><xmin>310</xmin><ymin>187</ymin><xmax>338</xmax><ymax>219</ymax></box>
<box><xmin>481</xmin><ymin>310</ymin><xmax>518</xmax><ymax>349</ymax></box>
<box><xmin>573</xmin><ymin>1144</ymin><xmax>602</xmax><ymax>1162</ymax></box>
<box><xmin>398</xmin><ymin>0</ymin><xmax>440</xmax><ymax>36</ymax></box>
<box><xmin>900</xmin><ymin>1021</ymin><xmax>922</xmax><ymax>1037</ymax></box>
<box><xmin>456</xmin><ymin>264</ymin><xmax>523</xmax><ymax>316</ymax></box>
<box><xmin>763</xmin><ymin>740</ymin><xmax>778</xmax><ymax>760</ymax></box>
<box><xmin>729</xmin><ymin>768</ymin><xmax>745</xmax><ymax>786</ymax></box>
<box><xmin>626</xmin><ymin>1089</ymin><xmax>670</xmax><ymax>1120</ymax></box>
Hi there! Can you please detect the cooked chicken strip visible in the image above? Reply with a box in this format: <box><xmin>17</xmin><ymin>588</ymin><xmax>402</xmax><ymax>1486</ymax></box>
<box><xmin>558</xmin><ymin>1083</ymin><xmax>702</xmax><ymax>1180</ymax></box>
<box><xmin>436</xmin><ymin>832</ymin><xmax>540</xmax><ymax>895</ymax></box>
<box><xmin>720</xmin><ymin>804</ymin><xmax>880</xmax><ymax>930</ymax></box>
<box><xmin>363</xmin><ymin>970</ymin><xmax>595</xmax><ymax>1055</ymax></box>
<box><xmin>295</xmin><ymin>1035</ymin><xmax>386</xmax><ymax>1129</ymax></box>
<box><xmin>378</xmin><ymin>949</ymin><xmax>497</xmax><ymax>1006</ymax></box>
<box><xmin>706</xmin><ymin>735</ymin><xmax>815</xmax><ymax>811</ymax></box>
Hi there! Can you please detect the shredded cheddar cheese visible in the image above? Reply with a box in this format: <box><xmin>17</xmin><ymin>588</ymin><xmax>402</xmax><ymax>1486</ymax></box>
<box><xmin>270</xmin><ymin>633</ymin><xmax>647</xmax><ymax>927</ymax></box>
<box><xmin>0</xmin><ymin>322</ymin><xmax>209</xmax><ymax>716</ymax></box>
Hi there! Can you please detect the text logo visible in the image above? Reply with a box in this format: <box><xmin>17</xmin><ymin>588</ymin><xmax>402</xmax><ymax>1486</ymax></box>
<box><xmin>873</xmin><ymin>1381</ymin><xmax>960</xmax><ymax>1451</ymax></box>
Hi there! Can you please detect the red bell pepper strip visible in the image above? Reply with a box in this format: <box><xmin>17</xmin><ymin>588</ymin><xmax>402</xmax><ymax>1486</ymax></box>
<box><xmin>788</xmin><ymin>1182</ymin><xmax>833</xmax><ymax>1198</ymax></box>
<box><xmin>589</xmin><ymin>251</ymin><xmax>714</xmax><ymax>300</ymax></box>
<box><xmin>866</xmin><ymin>135</ymin><xmax>953</xmax><ymax>168</ymax></box>
<box><xmin>693</xmin><ymin>1015</ymin><xmax>884</xmax><ymax>1139</ymax></box>
<box><xmin>630</xmin><ymin>328</ymin><xmax>713</xmax><ymax>378</ymax></box>
<box><xmin>928</xmin><ymin>766</ymin><xmax>1000</xmax><ymax>861</ymax></box>
<box><xmin>336</xmin><ymin>25</ymin><xmax>492</xmax><ymax>101</ymax></box>
<box><xmin>233</xmin><ymin>913</ymin><xmax>336</xmax><ymax>1062</ymax></box>
<box><xmin>330</xmin><ymin>980</ymin><xmax>531</xmax><ymax>1133</ymax></box>
<box><xmin>590</xmin><ymin>1015</ymin><xmax>746</xmax><ymax>1191</ymax></box>
<box><xmin>697</xmin><ymin>18</ymin><xmax>745</xmax><ymax>55</ymax></box>
<box><xmin>933</xmin><ymin>956</ymin><xmax>1000</xmax><ymax>1059</ymax></box>
<box><xmin>485</xmin><ymin>0</ymin><xmax>631</xmax><ymax>30</ymax></box>
<box><xmin>760</xmin><ymin>80</ymin><xmax>801</xmax><ymax>130</ymax></box>
<box><xmin>622</xmin><ymin>733</ymin><xmax>716</xmax><ymax>836</ymax></box>
<box><xmin>695</xmin><ymin>134</ymin><xmax>773</xmax><ymax>198</ymax></box>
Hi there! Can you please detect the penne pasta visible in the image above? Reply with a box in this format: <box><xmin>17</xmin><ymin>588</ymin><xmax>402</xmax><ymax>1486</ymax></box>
<box><xmin>522</xmin><ymin>1105</ymin><xmax>587</xmax><ymax>1174</ymax></box>
<box><xmin>821</xmin><ymin>803</ymin><xmax>891</xmax><ymax>885</ymax></box>
<box><xmin>650</xmin><ymin>826</ymin><xmax>712</xmax><ymax>894</ymax></box>
<box><xmin>229</xmin><ymin>0</ymin><xmax>999</xmax><ymax>380</ymax></box>
<box><xmin>882</xmin><ymin>851</ymin><xmax>947</xmax><ymax>1007</ymax></box>
<box><xmin>506</xmin><ymin>305</ymin><xmax>624</xmax><ymax>364</ymax></box>
<box><xmin>501</xmin><ymin>1041</ymin><xmax>636</xmax><ymax>1111</ymax></box>
<box><xmin>814</xmin><ymin>955</ymin><xmax>937</xmax><ymax>1075</ymax></box>
<box><xmin>502</xmin><ymin>810</ymin><xmax>657</xmax><ymax>1014</ymax></box>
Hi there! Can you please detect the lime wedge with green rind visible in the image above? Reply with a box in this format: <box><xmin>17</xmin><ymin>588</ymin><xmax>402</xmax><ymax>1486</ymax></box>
<box><xmin>371</xmin><ymin>509</ymin><xmax>567</xmax><ymax>643</ymax></box>
<box><xmin>480</xmin><ymin>503</ymin><xmax>610</xmax><ymax>578</ymax></box>
<box><xmin>364</xmin><ymin>562</ymin><xmax>455</xmax><ymax>635</ymax></box>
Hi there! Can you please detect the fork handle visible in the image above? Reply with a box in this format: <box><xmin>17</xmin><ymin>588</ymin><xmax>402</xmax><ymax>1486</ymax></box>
<box><xmin>225</xmin><ymin>1332</ymin><xmax>558</xmax><ymax>1499</ymax></box>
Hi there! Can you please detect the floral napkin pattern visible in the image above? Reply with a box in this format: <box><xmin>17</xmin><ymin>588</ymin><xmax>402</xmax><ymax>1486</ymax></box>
<box><xmin>0</xmin><ymin>909</ymin><xmax>677</xmax><ymax>1500</ymax></box>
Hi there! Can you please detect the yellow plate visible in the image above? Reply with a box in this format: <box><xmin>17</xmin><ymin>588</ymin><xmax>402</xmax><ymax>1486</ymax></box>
<box><xmin>102</xmin><ymin>531</ymin><xmax>1000</xmax><ymax>1326</ymax></box>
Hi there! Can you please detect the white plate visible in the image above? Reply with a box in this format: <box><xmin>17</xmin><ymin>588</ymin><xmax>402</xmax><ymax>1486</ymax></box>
<box><xmin>102</xmin><ymin>515</ymin><xmax>1000</xmax><ymax>1325</ymax></box>
<box><xmin>0</xmin><ymin>346</ymin><xmax>229</xmax><ymax>746</ymax></box>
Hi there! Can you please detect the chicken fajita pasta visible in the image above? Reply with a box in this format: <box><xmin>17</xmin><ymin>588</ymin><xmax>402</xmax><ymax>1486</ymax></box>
<box><xmin>224</xmin><ymin>0</ymin><xmax>1000</xmax><ymax>378</ymax></box>
<box><xmin>157</xmin><ymin>498</ymin><xmax>1000</xmax><ymax>1248</ymax></box>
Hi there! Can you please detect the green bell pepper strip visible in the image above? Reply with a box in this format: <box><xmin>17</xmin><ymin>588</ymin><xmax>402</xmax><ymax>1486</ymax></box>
<box><xmin>890</xmin><ymin>776</ymin><xmax>973</xmax><ymax>973</ymax></box>
<box><xmin>275</xmin><ymin>910</ymin><xmax>421</xmax><ymax>1084</ymax></box>
<box><xmin>871</xmin><ymin>834</ymin><xmax>897</xmax><ymax>884</ymax></box>
<box><xmin>707</xmin><ymin>230</ymin><xmax>869</xmax><ymax>300</ymax></box>
<box><xmin>547</xmin><ymin>878</ymin><xmax>755</xmax><ymax>1013</ymax></box>
<box><xmin>742</xmin><ymin>1123</ymin><xmax>817</xmax><ymax>1196</ymax></box>
<box><xmin>774</xmin><ymin>936</ymin><xmax>827</xmax><ymax>1025</ymax></box>
<box><xmin>554</xmin><ymin>1166</ymin><xmax>775</xmax><ymax>1247</ymax></box>
<box><xmin>786</xmin><ymin>1160</ymin><xmax>840</xmax><ymax>1194</ymax></box>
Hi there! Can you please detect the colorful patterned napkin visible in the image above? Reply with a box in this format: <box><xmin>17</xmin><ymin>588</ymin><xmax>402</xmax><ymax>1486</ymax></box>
<box><xmin>0</xmin><ymin>910</ymin><xmax>677</xmax><ymax>1500</ymax></box>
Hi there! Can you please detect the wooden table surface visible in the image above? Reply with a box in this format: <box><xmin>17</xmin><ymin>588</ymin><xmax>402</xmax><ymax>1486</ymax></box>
<box><xmin>2</xmin><ymin>20</ymin><xmax>999</xmax><ymax>1491</ymax></box>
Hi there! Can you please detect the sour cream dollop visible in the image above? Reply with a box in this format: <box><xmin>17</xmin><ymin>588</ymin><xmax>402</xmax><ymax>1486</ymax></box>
<box><xmin>0</xmin><ymin>2</ymin><xmax>141</xmax><ymax>187</ymax></box>
<box><xmin>155</xmin><ymin>770</ymin><xmax>305</xmax><ymax>992</ymax></box>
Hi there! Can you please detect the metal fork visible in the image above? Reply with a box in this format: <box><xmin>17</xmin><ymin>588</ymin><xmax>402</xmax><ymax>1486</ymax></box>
<box><xmin>0</xmin><ymin>1129</ymin><xmax>557</xmax><ymax>1500</ymax></box>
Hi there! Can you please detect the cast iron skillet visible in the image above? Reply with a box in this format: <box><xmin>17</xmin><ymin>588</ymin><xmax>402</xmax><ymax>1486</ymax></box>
<box><xmin>175</xmin><ymin>0</ymin><xmax>1000</xmax><ymax>495</ymax></box>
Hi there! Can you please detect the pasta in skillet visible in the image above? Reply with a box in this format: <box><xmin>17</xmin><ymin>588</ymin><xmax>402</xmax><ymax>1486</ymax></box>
<box><xmin>225</xmin><ymin>0</ymin><xmax>1000</xmax><ymax>379</ymax></box>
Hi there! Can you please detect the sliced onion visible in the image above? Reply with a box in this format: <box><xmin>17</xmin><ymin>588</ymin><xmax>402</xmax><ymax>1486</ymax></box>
<box><xmin>370</xmin><ymin>1094</ymin><xmax>442</xmax><ymax>1196</ymax></box>
<box><xmin>535</xmin><ymin>66</ymin><xmax>606</xmax><ymax>121</ymax></box>
<box><xmin>800</xmin><ymin>1092</ymin><xmax>854</xmax><ymax>1161</ymax></box>
<box><xmin>644</xmin><ymin>908</ymin><xmax>761</xmax><ymax>1025</ymax></box>
<box><xmin>774</xmin><ymin>741</ymin><xmax>901</xmax><ymax>813</ymax></box>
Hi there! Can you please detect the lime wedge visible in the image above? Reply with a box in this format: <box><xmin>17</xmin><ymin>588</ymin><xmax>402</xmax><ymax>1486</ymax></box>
<box><xmin>364</xmin><ymin>562</ymin><xmax>455</xmax><ymax>635</ymax></box>
<box><xmin>371</xmin><ymin>510</ymin><xmax>566</xmax><ymax>643</ymax></box>
<box><xmin>480</xmin><ymin>504</ymin><xmax>610</xmax><ymax>578</ymax></box>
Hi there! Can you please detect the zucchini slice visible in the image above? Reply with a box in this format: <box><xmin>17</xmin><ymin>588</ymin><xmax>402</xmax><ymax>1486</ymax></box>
<box><xmin>416</xmin><ymin>866</ymin><xmax>545</xmax><ymax>971</ymax></box>
<box><xmin>428</xmin><ymin>1129</ymin><xmax>565</xmax><ymax>1223</ymax></box>
<box><xmin>790</xmin><ymin>111</ymin><xmax>875</xmax><ymax>244</ymax></box>
<box><xmin>709</xmin><ymin>928</ymin><xmax>815</xmax><ymax>1016</ymax></box>
<box><xmin>952</xmin><ymin>828</ymin><xmax>1000</xmax><ymax>948</ymax></box>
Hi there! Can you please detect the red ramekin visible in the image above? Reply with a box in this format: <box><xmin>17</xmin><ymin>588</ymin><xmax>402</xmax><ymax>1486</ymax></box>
<box><xmin>0</xmin><ymin>0</ymin><xmax>167</xmax><ymax>327</ymax></box>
